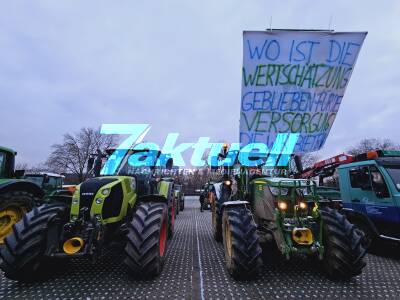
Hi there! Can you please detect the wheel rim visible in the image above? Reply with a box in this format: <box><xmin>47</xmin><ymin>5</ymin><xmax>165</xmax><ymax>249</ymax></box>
<box><xmin>224</xmin><ymin>219</ymin><xmax>233</xmax><ymax>260</ymax></box>
<box><xmin>0</xmin><ymin>206</ymin><xmax>26</xmax><ymax>244</ymax></box>
<box><xmin>159</xmin><ymin>219</ymin><xmax>167</xmax><ymax>257</ymax></box>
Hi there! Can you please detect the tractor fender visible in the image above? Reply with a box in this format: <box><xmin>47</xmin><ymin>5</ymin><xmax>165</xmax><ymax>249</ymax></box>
<box><xmin>341</xmin><ymin>207</ymin><xmax>379</xmax><ymax>237</ymax></box>
<box><xmin>138</xmin><ymin>194</ymin><xmax>168</xmax><ymax>204</ymax></box>
<box><xmin>0</xmin><ymin>180</ymin><xmax>45</xmax><ymax>199</ymax></box>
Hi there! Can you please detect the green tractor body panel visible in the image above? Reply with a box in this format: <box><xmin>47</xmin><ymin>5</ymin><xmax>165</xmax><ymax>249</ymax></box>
<box><xmin>71</xmin><ymin>176</ymin><xmax>137</xmax><ymax>224</ymax></box>
<box><xmin>249</xmin><ymin>177</ymin><xmax>323</xmax><ymax>258</ymax></box>
<box><xmin>158</xmin><ymin>180</ymin><xmax>171</xmax><ymax>199</ymax></box>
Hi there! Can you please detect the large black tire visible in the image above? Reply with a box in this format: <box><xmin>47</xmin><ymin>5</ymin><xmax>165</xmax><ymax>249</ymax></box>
<box><xmin>212</xmin><ymin>202</ymin><xmax>222</xmax><ymax>242</ymax></box>
<box><xmin>222</xmin><ymin>205</ymin><xmax>262</xmax><ymax>279</ymax></box>
<box><xmin>320</xmin><ymin>207</ymin><xmax>367</xmax><ymax>280</ymax></box>
<box><xmin>0</xmin><ymin>191</ymin><xmax>37</xmax><ymax>245</ymax></box>
<box><xmin>0</xmin><ymin>203</ymin><xmax>69</xmax><ymax>282</ymax></box>
<box><xmin>124</xmin><ymin>202</ymin><xmax>169</xmax><ymax>278</ymax></box>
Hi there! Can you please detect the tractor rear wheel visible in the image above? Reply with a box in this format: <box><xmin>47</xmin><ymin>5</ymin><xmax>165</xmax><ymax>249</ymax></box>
<box><xmin>0</xmin><ymin>203</ymin><xmax>69</xmax><ymax>282</ymax></box>
<box><xmin>0</xmin><ymin>191</ymin><xmax>36</xmax><ymax>245</ymax></box>
<box><xmin>124</xmin><ymin>202</ymin><xmax>169</xmax><ymax>278</ymax></box>
<box><xmin>320</xmin><ymin>207</ymin><xmax>367</xmax><ymax>280</ymax></box>
<box><xmin>212</xmin><ymin>203</ymin><xmax>222</xmax><ymax>242</ymax></box>
<box><xmin>222</xmin><ymin>205</ymin><xmax>262</xmax><ymax>279</ymax></box>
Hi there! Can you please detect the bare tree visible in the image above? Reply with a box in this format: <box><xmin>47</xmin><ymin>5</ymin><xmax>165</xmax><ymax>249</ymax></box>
<box><xmin>15</xmin><ymin>163</ymin><xmax>28</xmax><ymax>171</ymax></box>
<box><xmin>46</xmin><ymin>127</ymin><xmax>117</xmax><ymax>182</ymax></box>
<box><xmin>347</xmin><ymin>138</ymin><xmax>399</xmax><ymax>155</ymax></box>
<box><xmin>301</xmin><ymin>152</ymin><xmax>319</xmax><ymax>169</ymax></box>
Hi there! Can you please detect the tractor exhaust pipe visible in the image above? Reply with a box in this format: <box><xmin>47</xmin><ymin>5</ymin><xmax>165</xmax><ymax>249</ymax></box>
<box><xmin>63</xmin><ymin>237</ymin><xmax>84</xmax><ymax>254</ymax></box>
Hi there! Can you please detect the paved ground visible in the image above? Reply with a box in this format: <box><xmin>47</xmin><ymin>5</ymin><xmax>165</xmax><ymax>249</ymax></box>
<box><xmin>1</xmin><ymin>196</ymin><xmax>400</xmax><ymax>299</ymax></box>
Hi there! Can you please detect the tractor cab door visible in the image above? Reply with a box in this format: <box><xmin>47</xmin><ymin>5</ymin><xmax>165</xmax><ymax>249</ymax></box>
<box><xmin>349</xmin><ymin>165</ymin><xmax>399</xmax><ymax>238</ymax></box>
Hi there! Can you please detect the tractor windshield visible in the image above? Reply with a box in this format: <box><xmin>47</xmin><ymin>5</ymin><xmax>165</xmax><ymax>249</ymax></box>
<box><xmin>385</xmin><ymin>167</ymin><xmax>400</xmax><ymax>191</ymax></box>
<box><xmin>117</xmin><ymin>150</ymin><xmax>158</xmax><ymax>176</ymax></box>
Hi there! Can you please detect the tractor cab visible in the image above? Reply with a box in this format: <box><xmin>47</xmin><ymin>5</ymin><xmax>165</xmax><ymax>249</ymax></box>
<box><xmin>24</xmin><ymin>172</ymin><xmax>64</xmax><ymax>196</ymax></box>
<box><xmin>0</xmin><ymin>147</ymin><xmax>17</xmax><ymax>179</ymax></box>
<box><xmin>115</xmin><ymin>149</ymin><xmax>173</xmax><ymax>196</ymax></box>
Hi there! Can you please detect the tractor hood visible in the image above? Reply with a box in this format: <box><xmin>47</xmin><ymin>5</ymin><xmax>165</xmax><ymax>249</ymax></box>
<box><xmin>71</xmin><ymin>176</ymin><xmax>137</xmax><ymax>223</ymax></box>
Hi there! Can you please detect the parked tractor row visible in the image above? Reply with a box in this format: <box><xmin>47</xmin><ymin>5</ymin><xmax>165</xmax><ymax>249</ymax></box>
<box><xmin>2</xmin><ymin>142</ymin><xmax>395</xmax><ymax>283</ymax></box>
<box><xmin>0</xmin><ymin>146</ymin><xmax>185</xmax><ymax>282</ymax></box>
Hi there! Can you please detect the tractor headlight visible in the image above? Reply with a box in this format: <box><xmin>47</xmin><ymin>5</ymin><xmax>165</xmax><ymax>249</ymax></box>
<box><xmin>298</xmin><ymin>201</ymin><xmax>308</xmax><ymax>210</ymax></box>
<box><xmin>224</xmin><ymin>180</ymin><xmax>231</xmax><ymax>186</ymax></box>
<box><xmin>101</xmin><ymin>188</ymin><xmax>110</xmax><ymax>196</ymax></box>
<box><xmin>96</xmin><ymin>198</ymin><xmax>103</xmax><ymax>204</ymax></box>
<box><xmin>277</xmin><ymin>201</ymin><xmax>288</xmax><ymax>211</ymax></box>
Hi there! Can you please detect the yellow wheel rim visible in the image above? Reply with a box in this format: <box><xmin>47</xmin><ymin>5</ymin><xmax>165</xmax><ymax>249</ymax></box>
<box><xmin>0</xmin><ymin>207</ymin><xmax>26</xmax><ymax>244</ymax></box>
<box><xmin>224</xmin><ymin>220</ymin><xmax>232</xmax><ymax>260</ymax></box>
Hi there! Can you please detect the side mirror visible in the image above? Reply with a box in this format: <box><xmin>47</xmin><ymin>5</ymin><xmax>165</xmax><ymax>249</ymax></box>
<box><xmin>14</xmin><ymin>169</ymin><xmax>25</xmax><ymax>178</ymax></box>
<box><xmin>166</xmin><ymin>158</ymin><xmax>173</xmax><ymax>170</ymax></box>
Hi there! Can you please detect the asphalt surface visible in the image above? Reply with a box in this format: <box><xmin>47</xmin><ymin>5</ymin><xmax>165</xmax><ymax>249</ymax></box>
<box><xmin>1</xmin><ymin>196</ymin><xmax>400</xmax><ymax>299</ymax></box>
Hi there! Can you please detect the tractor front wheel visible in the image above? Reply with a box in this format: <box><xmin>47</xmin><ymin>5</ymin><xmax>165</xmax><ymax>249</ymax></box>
<box><xmin>320</xmin><ymin>207</ymin><xmax>367</xmax><ymax>280</ymax></box>
<box><xmin>0</xmin><ymin>203</ymin><xmax>69</xmax><ymax>282</ymax></box>
<box><xmin>222</xmin><ymin>205</ymin><xmax>262</xmax><ymax>279</ymax></box>
<box><xmin>0</xmin><ymin>191</ymin><xmax>36</xmax><ymax>245</ymax></box>
<box><xmin>124</xmin><ymin>202</ymin><xmax>169</xmax><ymax>278</ymax></box>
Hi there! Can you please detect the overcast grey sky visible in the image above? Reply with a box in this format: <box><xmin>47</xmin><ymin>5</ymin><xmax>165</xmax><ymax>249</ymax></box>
<box><xmin>1</xmin><ymin>0</ymin><xmax>399</xmax><ymax>166</ymax></box>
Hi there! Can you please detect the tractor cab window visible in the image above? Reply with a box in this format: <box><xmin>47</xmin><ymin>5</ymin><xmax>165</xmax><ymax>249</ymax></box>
<box><xmin>349</xmin><ymin>166</ymin><xmax>371</xmax><ymax>190</ymax></box>
<box><xmin>44</xmin><ymin>176</ymin><xmax>58</xmax><ymax>189</ymax></box>
<box><xmin>369</xmin><ymin>166</ymin><xmax>390</xmax><ymax>198</ymax></box>
<box><xmin>0</xmin><ymin>152</ymin><xmax>6</xmax><ymax>177</ymax></box>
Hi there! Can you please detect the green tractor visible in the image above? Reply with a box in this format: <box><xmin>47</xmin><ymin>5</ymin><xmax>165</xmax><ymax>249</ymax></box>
<box><xmin>0</xmin><ymin>146</ymin><xmax>45</xmax><ymax>245</ymax></box>
<box><xmin>24</xmin><ymin>172</ymin><xmax>64</xmax><ymax>196</ymax></box>
<box><xmin>23</xmin><ymin>172</ymin><xmax>75</xmax><ymax>208</ymax></box>
<box><xmin>212</xmin><ymin>165</ymin><xmax>367</xmax><ymax>280</ymax></box>
<box><xmin>0</xmin><ymin>148</ymin><xmax>176</xmax><ymax>282</ymax></box>
<box><xmin>174</xmin><ymin>184</ymin><xmax>185</xmax><ymax>213</ymax></box>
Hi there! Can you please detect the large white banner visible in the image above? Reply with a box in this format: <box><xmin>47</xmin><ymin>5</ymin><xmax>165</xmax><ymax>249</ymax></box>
<box><xmin>240</xmin><ymin>30</ymin><xmax>367</xmax><ymax>153</ymax></box>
